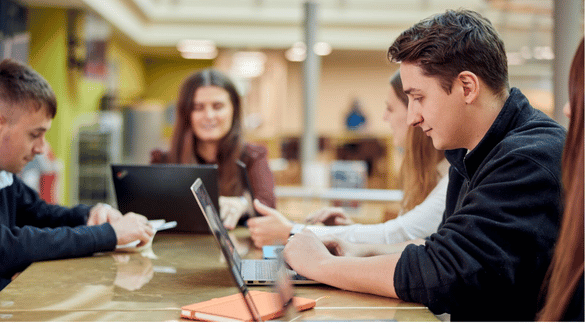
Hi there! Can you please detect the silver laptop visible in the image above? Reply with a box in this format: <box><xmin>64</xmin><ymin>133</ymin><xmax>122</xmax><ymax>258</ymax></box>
<box><xmin>190</xmin><ymin>178</ymin><xmax>317</xmax><ymax>285</ymax></box>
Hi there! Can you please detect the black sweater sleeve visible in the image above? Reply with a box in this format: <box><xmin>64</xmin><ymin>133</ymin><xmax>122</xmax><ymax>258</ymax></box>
<box><xmin>0</xmin><ymin>178</ymin><xmax>117</xmax><ymax>289</ymax></box>
<box><xmin>13</xmin><ymin>176</ymin><xmax>90</xmax><ymax>228</ymax></box>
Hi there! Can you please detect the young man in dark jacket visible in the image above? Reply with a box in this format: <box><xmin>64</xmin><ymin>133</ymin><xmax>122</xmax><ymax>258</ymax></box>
<box><xmin>279</xmin><ymin>9</ymin><xmax>566</xmax><ymax>321</ymax></box>
<box><xmin>0</xmin><ymin>58</ymin><xmax>154</xmax><ymax>291</ymax></box>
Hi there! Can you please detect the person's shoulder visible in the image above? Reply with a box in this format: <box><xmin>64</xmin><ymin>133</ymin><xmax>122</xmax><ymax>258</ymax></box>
<box><xmin>493</xmin><ymin>114</ymin><xmax>565</xmax><ymax>182</ymax></box>
<box><xmin>525</xmin><ymin>107</ymin><xmax>566</xmax><ymax>132</ymax></box>
<box><xmin>508</xmin><ymin>88</ymin><xmax>566</xmax><ymax>140</ymax></box>
<box><xmin>498</xmin><ymin>130</ymin><xmax>565</xmax><ymax>169</ymax></box>
<box><xmin>498</xmin><ymin>101</ymin><xmax>565</xmax><ymax>151</ymax></box>
<box><xmin>242</xmin><ymin>143</ymin><xmax>268</xmax><ymax>160</ymax></box>
<box><xmin>150</xmin><ymin>148</ymin><xmax>170</xmax><ymax>164</ymax></box>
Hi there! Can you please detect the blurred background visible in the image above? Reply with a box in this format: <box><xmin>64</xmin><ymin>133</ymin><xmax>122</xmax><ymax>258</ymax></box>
<box><xmin>1</xmin><ymin>0</ymin><xmax>582</xmax><ymax>222</ymax></box>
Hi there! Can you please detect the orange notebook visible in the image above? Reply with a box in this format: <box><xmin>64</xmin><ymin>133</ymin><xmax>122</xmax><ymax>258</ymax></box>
<box><xmin>181</xmin><ymin>290</ymin><xmax>316</xmax><ymax>322</ymax></box>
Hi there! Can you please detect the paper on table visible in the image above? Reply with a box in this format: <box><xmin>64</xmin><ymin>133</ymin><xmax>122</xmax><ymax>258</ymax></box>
<box><xmin>153</xmin><ymin>220</ymin><xmax>178</xmax><ymax>232</ymax></box>
<box><xmin>115</xmin><ymin>219</ymin><xmax>177</xmax><ymax>251</ymax></box>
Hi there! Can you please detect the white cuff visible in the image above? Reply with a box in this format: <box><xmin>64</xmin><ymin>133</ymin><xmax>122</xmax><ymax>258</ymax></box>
<box><xmin>290</xmin><ymin>224</ymin><xmax>306</xmax><ymax>236</ymax></box>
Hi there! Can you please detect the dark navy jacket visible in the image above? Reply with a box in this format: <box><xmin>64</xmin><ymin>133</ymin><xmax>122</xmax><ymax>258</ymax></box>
<box><xmin>0</xmin><ymin>176</ymin><xmax>117</xmax><ymax>290</ymax></box>
<box><xmin>394</xmin><ymin>88</ymin><xmax>566</xmax><ymax>321</ymax></box>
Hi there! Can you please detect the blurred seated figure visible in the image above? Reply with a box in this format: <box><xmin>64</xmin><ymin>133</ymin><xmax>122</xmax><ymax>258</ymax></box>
<box><xmin>150</xmin><ymin>69</ymin><xmax>276</xmax><ymax>229</ymax></box>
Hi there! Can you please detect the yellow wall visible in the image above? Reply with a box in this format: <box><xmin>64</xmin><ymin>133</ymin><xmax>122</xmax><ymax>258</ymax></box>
<box><xmin>141</xmin><ymin>56</ymin><xmax>211</xmax><ymax>140</ymax></box>
<box><xmin>28</xmin><ymin>8</ymin><xmax>104</xmax><ymax>205</ymax></box>
<box><xmin>27</xmin><ymin>8</ymin><xmax>147</xmax><ymax>206</ymax></box>
<box><xmin>143</xmin><ymin>56</ymin><xmax>211</xmax><ymax>106</ymax></box>
<box><xmin>108</xmin><ymin>32</ymin><xmax>146</xmax><ymax>107</ymax></box>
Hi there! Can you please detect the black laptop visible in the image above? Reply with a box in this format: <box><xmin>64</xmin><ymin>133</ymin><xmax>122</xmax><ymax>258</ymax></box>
<box><xmin>111</xmin><ymin>164</ymin><xmax>218</xmax><ymax>234</ymax></box>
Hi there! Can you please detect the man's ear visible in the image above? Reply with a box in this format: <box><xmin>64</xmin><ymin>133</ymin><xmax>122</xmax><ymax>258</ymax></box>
<box><xmin>457</xmin><ymin>71</ymin><xmax>480</xmax><ymax>104</ymax></box>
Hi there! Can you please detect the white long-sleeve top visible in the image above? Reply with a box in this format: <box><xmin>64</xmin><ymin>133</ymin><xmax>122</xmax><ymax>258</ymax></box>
<box><xmin>296</xmin><ymin>160</ymin><xmax>450</xmax><ymax>244</ymax></box>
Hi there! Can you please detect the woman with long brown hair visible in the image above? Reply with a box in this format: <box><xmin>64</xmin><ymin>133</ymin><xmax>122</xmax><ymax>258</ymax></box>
<box><xmin>538</xmin><ymin>38</ymin><xmax>584</xmax><ymax>322</ymax></box>
<box><xmin>246</xmin><ymin>71</ymin><xmax>448</xmax><ymax>247</ymax></box>
<box><xmin>151</xmin><ymin>69</ymin><xmax>275</xmax><ymax>229</ymax></box>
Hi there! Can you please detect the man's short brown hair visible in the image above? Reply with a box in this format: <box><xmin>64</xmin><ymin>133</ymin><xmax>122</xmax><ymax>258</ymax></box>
<box><xmin>388</xmin><ymin>9</ymin><xmax>509</xmax><ymax>98</ymax></box>
<box><xmin>0</xmin><ymin>58</ymin><xmax>57</xmax><ymax>119</ymax></box>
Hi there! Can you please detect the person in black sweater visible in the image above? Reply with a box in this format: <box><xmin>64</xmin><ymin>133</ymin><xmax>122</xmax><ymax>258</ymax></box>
<box><xmin>281</xmin><ymin>9</ymin><xmax>566</xmax><ymax>321</ymax></box>
<box><xmin>0</xmin><ymin>58</ymin><xmax>154</xmax><ymax>291</ymax></box>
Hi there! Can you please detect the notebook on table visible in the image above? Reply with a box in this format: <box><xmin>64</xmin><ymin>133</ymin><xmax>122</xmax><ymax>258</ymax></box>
<box><xmin>111</xmin><ymin>164</ymin><xmax>218</xmax><ymax>234</ymax></box>
<box><xmin>190</xmin><ymin>178</ymin><xmax>318</xmax><ymax>285</ymax></box>
<box><xmin>180</xmin><ymin>289</ymin><xmax>315</xmax><ymax>322</ymax></box>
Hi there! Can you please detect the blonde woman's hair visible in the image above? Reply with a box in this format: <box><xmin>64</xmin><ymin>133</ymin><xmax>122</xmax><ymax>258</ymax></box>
<box><xmin>389</xmin><ymin>71</ymin><xmax>445</xmax><ymax>213</ymax></box>
<box><xmin>399</xmin><ymin>126</ymin><xmax>445</xmax><ymax>213</ymax></box>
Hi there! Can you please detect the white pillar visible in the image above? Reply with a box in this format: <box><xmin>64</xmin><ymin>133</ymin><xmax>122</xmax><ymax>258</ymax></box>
<box><xmin>553</xmin><ymin>0</ymin><xmax>582</xmax><ymax>127</ymax></box>
<box><xmin>301</xmin><ymin>1</ymin><xmax>321</xmax><ymax>187</ymax></box>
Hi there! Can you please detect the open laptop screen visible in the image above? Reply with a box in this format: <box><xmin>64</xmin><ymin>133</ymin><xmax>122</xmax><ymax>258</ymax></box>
<box><xmin>112</xmin><ymin>164</ymin><xmax>218</xmax><ymax>234</ymax></box>
<box><xmin>191</xmin><ymin>178</ymin><xmax>262</xmax><ymax>321</ymax></box>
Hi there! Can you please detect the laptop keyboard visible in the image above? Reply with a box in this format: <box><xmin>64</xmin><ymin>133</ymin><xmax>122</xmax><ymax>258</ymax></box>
<box><xmin>253</xmin><ymin>260</ymin><xmax>310</xmax><ymax>282</ymax></box>
<box><xmin>256</xmin><ymin>261</ymin><xmax>277</xmax><ymax>280</ymax></box>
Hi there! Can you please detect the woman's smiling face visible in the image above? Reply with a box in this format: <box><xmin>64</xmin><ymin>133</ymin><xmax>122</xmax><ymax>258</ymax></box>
<box><xmin>190</xmin><ymin>85</ymin><xmax>234</xmax><ymax>144</ymax></box>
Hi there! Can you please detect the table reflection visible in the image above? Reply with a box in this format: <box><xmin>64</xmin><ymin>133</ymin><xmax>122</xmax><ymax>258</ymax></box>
<box><xmin>112</xmin><ymin>254</ymin><xmax>155</xmax><ymax>291</ymax></box>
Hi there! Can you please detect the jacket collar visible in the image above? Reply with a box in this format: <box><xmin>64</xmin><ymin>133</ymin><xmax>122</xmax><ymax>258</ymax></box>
<box><xmin>0</xmin><ymin>170</ymin><xmax>14</xmax><ymax>190</ymax></box>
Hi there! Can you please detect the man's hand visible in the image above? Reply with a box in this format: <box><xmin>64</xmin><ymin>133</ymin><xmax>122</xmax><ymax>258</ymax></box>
<box><xmin>87</xmin><ymin>203</ymin><xmax>123</xmax><ymax>226</ymax></box>
<box><xmin>304</xmin><ymin>207</ymin><xmax>355</xmax><ymax>226</ymax></box>
<box><xmin>219</xmin><ymin>196</ymin><xmax>249</xmax><ymax>230</ymax></box>
<box><xmin>282</xmin><ymin>229</ymin><xmax>333</xmax><ymax>279</ymax></box>
<box><xmin>110</xmin><ymin>212</ymin><xmax>154</xmax><ymax>247</ymax></box>
<box><xmin>320</xmin><ymin>235</ymin><xmax>367</xmax><ymax>257</ymax></box>
<box><xmin>247</xmin><ymin>199</ymin><xmax>294</xmax><ymax>248</ymax></box>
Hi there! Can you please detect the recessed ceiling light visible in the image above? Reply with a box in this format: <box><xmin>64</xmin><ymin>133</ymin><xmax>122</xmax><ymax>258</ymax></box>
<box><xmin>231</xmin><ymin>51</ymin><xmax>267</xmax><ymax>78</ymax></box>
<box><xmin>314</xmin><ymin>42</ymin><xmax>332</xmax><ymax>56</ymax></box>
<box><xmin>285</xmin><ymin>42</ymin><xmax>306</xmax><ymax>62</ymax></box>
<box><xmin>177</xmin><ymin>39</ymin><xmax>217</xmax><ymax>59</ymax></box>
<box><xmin>285</xmin><ymin>41</ymin><xmax>331</xmax><ymax>61</ymax></box>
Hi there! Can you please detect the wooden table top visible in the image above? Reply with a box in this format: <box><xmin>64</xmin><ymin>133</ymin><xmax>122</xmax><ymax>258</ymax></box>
<box><xmin>0</xmin><ymin>230</ymin><xmax>438</xmax><ymax>322</ymax></box>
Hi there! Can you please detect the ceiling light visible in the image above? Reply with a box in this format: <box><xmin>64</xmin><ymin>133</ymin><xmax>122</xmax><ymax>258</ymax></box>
<box><xmin>177</xmin><ymin>39</ymin><xmax>217</xmax><ymax>59</ymax></box>
<box><xmin>507</xmin><ymin>52</ymin><xmax>524</xmax><ymax>66</ymax></box>
<box><xmin>313</xmin><ymin>42</ymin><xmax>332</xmax><ymax>56</ymax></box>
<box><xmin>180</xmin><ymin>50</ymin><xmax>218</xmax><ymax>60</ymax></box>
<box><xmin>285</xmin><ymin>41</ymin><xmax>331</xmax><ymax>62</ymax></box>
<box><xmin>231</xmin><ymin>51</ymin><xmax>267</xmax><ymax>78</ymax></box>
<box><xmin>533</xmin><ymin>46</ymin><xmax>554</xmax><ymax>60</ymax></box>
<box><xmin>285</xmin><ymin>42</ymin><xmax>306</xmax><ymax>62</ymax></box>
<box><xmin>507</xmin><ymin>45</ymin><xmax>555</xmax><ymax>65</ymax></box>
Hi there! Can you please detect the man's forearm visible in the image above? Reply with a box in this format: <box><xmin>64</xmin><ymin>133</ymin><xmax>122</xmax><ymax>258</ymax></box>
<box><xmin>311</xmin><ymin>253</ymin><xmax>401</xmax><ymax>298</ymax></box>
<box><xmin>358</xmin><ymin>238</ymin><xmax>425</xmax><ymax>257</ymax></box>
